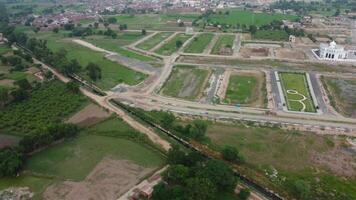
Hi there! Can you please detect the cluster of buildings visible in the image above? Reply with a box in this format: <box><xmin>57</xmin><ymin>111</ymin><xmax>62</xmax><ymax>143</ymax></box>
<box><xmin>313</xmin><ymin>41</ymin><xmax>356</xmax><ymax>62</ymax></box>
<box><xmin>31</xmin><ymin>11</ymin><xmax>95</xmax><ymax>29</ymax></box>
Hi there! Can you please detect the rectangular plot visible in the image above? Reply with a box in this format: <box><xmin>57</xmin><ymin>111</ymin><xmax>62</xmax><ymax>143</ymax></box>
<box><xmin>155</xmin><ymin>33</ymin><xmax>192</xmax><ymax>56</ymax></box>
<box><xmin>184</xmin><ymin>33</ymin><xmax>214</xmax><ymax>53</ymax></box>
<box><xmin>224</xmin><ymin>75</ymin><xmax>258</xmax><ymax>105</ymax></box>
<box><xmin>136</xmin><ymin>32</ymin><xmax>173</xmax><ymax>51</ymax></box>
<box><xmin>279</xmin><ymin>72</ymin><xmax>316</xmax><ymax>113</ymax></box>
<box><xmin>211</xmin><ymin>35</ymin><xmax>235</xmax><ymax>55</ymax></box>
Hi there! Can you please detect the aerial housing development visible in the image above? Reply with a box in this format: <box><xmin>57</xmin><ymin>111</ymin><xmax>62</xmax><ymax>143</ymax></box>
<box><xmin>0</xmin><ymin>0</ymin><xmax>355</xmax><ymax>200</ymax></box>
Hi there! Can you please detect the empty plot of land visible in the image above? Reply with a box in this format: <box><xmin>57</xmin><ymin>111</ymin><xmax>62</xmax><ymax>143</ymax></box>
<box><xmin>275</xmin><ymin>48</ymin><xmax>306</xmax><ymax>60</ymax></box>
<box><xmin>184</xmin><ymin>33</ymin><xmax>214</xmax><ymax>53</ymax></box>
<box><xmin>223</xmin><ymin>71</ymin><xmax>266</xmax><ymax>107</ymax></box>
<box><xmin>240</xmin><ymin>47</ymin><xmax>269</xmax><ymax>58</ymax></box>
<box><xmin>66</xmin><ymin>103</ymin><xmax>111</xmax><ymax>127</ymax></box>
<box><xmin>155</xmin><ymin>33</ymin><xmax>192</xmax><ymax>56</ymax></box>
<box><xmin>136</xmin><ymin>32</ymin><xmax>173</xmax><ymax>51</ymax></box>
<box><xmin>322</xmin><ymin>77</ymin><xmax>356</xmax><ymax>118</ymax></box>
<box><xmin>161</xmin><ymin>65</ymin><xmax>210</xmax><ymax>100</ymax></box>
<box><xmin>0</xmin><ymin>134</ymin><xmax>20</xmax><ymax>149</ymax></box>
<box><xmin>211</xmin><ymin>35</ymin><xmax>235</xmax><ymax>55</ymax></box>
<box><xmin>279</xmin><ymin>72</ymin><xmax>316</xmax><ymax>113</ymax></box>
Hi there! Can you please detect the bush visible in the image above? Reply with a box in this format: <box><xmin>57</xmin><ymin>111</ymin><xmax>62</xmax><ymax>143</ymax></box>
<box><xmin>222</xmin><ymin>146</ymin><xmax>245</xmax><ymax>164</ymax></box>
<box><xmin>0</xmin><ymin>148</ymin><xmax>24</xmax><ymax>177</ymax></box>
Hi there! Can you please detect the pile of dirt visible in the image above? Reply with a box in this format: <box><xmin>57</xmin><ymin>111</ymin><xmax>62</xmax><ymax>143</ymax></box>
<box><xmin>66</xmin><ymin>104</ymin><xmax>111</xmax><ymax>127</ymax></box>
<box><xmin>43</xmin><ymin>158</ymin><xmax>153</xmax><ymax>200</ymax></box>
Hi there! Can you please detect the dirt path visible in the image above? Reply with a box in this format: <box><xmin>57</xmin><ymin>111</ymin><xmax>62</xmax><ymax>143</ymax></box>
<box><xmin>150</xmin><ymin>32</ymin><xmax>178</xmax><ymax>52</ymax></box>
<box><xmin>72</xmin><ymin>39</ymin><xmax>113</xmax><ymax>54</ymax></box>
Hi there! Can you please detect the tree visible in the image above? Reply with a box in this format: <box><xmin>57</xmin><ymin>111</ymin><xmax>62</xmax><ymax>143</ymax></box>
<box><xmin>142</xmin><ymin>29</ymin><xmax>146</xmax><ymax>35</ymax></box>
<box><xmin>222</xmin><ymin>146</ymin><xmax>245</xmax><ymax>164</ymax></box>
<box><xmin>293</xmin><ymin>180</ymin><xmax>311</xmax><ymax>200</ymax></box>
<box><xmin>94</xmin><ymin>22</ymin><xmax>99</xmax><ymax>29</ymax></box>
<box><xmin>10</xmin><ymin>88</ymin><xmax>28</xmax><ymax>102</ymax></box>
<box><xmin>152</xmin><ymin>183</ymin><xmax>186</xmax><ymax>200</ymax></box>
<box><xmin>185</xmin><ymin>178</ymin><xmax>217</xmax><ymax>200</ymax></box>
<box><xmin>66</xmin><ymin>82</ymin><xmax>80</xmax><ymax>93</ymax></box>
<box><xmin>53</xmin><ymin>27</ymin><xmax>59</xmax><ymax>33</ymax></box>
<box><xmin>0</xmin><ymin>87</ymin><xmax>9</xmax><ymax>107</ymax></box>
<box><xmin>86</xmin><ymin>62</ymin><xmax>101</xmax><ymax>81</ymax></box>
<box><xmin>176</xmin><ymin>40</ymin><xmax>183</xmax><ymax>48</ymax></box>
<box><xmin>163</xmin><ymin>165</ymin><xmax>189</xmax><ymax>185</ymax></box>
<box><xmin>15</xmin><ymin>79</ymin><xmax>31</xmax><ymax>90</ymax></box>
<box><xmin>0</xmin><ymin>148</ymin><xmax>24</xmax><ymax>177</ymax></box>
<box><xmin>238</xmin><ymin>188</ymin><xmax>250</xmax><ymax>200</ymax></box>
<box><xmin>119</xmin><ymin>24</ymin><xmax>128</xmax><ymax>30</ymax></box>
<box><xmin>107</xmin><ymin>17</ymin><xmax>117</xmax><ymax>24</ymax></box>
<box><xmin>167</xmin><ymin>146</ymin><xmax>186</xmax><ymax>165</ymax></box>
<box><xmin>160</xmin><ymin>112</ymin><xmax>176</xmax><ymax>128</ymax></box>
<box><xmin>249</xmin><ymin>25</ymin><xmax>257</xmax><ymax>35</ymax></box>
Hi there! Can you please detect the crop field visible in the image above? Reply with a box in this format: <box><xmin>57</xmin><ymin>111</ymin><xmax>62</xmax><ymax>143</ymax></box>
<box><xmin>279</xmin><ymin>72</ymin><xmax>316</xmax><ymax>113</ymax></box>
<box><xmin>202</xmin><ymin>9</ymin><xmax>298</xmax><ymax>27</ymax></box>
<box><xmin>206</xmin><ymin>121</ymin><xmax>356</xmax><ymax>200</ymax></box>
<box><xmin>0</xmin><ymin>117</ymin><xmax>165</xmax><ymax>199</ymax></box>
<box><xmin>211</xmin><ymin>35</ymin><xmax>235</xmax><ymax>55</ymax></box>
<box><xmin>0</xmin><ymin>81</ymin><xmax>88</xmax><ymax>136</ymax></box>
<box><xmin>224</xmin><ymin>74</ymin><xmax>258</xmax><ymax>105</ymax></box>
<box><xmin>34</xmin><ymin>32</ymin><xmax>147</xmax><ymax>90</ymax></box>
<box><xmin>83</xmin><ymin>35</ymin><xmax>156</xmax><ymax>62</ymax></box>
<box><xmin>161</xmin><ymin>65</ymin><xmax>210</xmax><ymax>100</ymax></box>
<box><xmin>322</xmin><ymin>77</ymin><xmax>356</xmax><ymax>117</ymax></box>
<box><xmin>155</xmin><ymin>33</ymin><xmax>192</xmax><ymax>56</ymax></box>
<box><xmin>183</xmin><ymin>33</ymin><xmax>214</xmax><ymax>53</ymax></box>
<box><xmin>253</xmin><ymin>30</ymin><xmax>289</xmax><ymax>41</ymax></box>
<box><xmin>136</xmin><ymin>32</ymin><xmax>173</xmax><ymax>51</ymax></box>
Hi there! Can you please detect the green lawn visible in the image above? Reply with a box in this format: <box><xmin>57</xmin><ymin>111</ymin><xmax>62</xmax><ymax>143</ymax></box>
<box><xmin>136</xmin><ymin>32</ymin><xmax>173</xmax><ymax>51</ymax></box>
<box><xmin>224</xmin><ymin>75</ymin><xmax>257</xmax><ymax>105</ymax></box>
<box><xmin>253</xmin><ymin>30</ymin><xmax>289</xmax><ymax>41</ymax></box>
<box><xmin>279</xmin><ymin>72</ymin><xmax>316</xmax><ymax>113</ymax></box>
<box><xmin>203</xmin><ymin>9</ymin><xmax>298</xmax><ymax>27</ymax></box>
<box><xmin>161</xmin><ymin>65</ymin><xmax>210</xmax><ymax>100</ymax></box>
<box><xmin>84</xmin><ymin>35</ymin><xmax>156</xmax><ymax>62</ymax></box>
<box><xmin>211</xmin><ymin>35</ymin><xmax>235</xmax><ymax>55</ymax></box>
<box><xmin>34</xmin><ymin>32</ymin><xmax>147</xmax><ymax>90</ymax></box>
<box><xmin>184</xmin><ymin>33</ymin><xmax>214</xmax><ymax>53</ymax></box>
<box><xmin>0</xmin><ymin>45</ymin><xmax>11</xmax><ymax>54</ymax></box>
<box><xmin>155</xmin><ymin>33</ymin><xmax>192</xmax><ymax>56</ymax></box>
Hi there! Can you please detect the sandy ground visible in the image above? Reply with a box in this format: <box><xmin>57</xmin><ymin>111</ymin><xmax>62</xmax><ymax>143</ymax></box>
<box><xmin>216</xmin><ymin>70</ymin><xmax>231</xmax><ymax>100</ymax></box>
<box><xmin>0</xmin><ymin>79</ymin><xmax>14</xmax><ymax>88</ymax></box>
<box><xmin>275</xmin><ymin>48</ymin><xmax>306</xmax><ymax>60</ymax></box>
<box><xmin>240</xmin><ymin>47</ymin><xmax>269</xmax><ymax>58</ymax></box>
<box><xmin>43</xmin><ymin>158</ymin><xmax>153</xmax><ymax>200</ymax></box>
<box><xmin>66</xmin><ymin>104</ymin><xmax>111</xmax><ymax>127</ymax></box>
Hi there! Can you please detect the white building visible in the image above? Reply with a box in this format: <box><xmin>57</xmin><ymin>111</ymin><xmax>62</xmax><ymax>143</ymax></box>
<box><xmin>318</xmin><ymin>41</ymin><xmax>347</xmax><ymax>60</ymax></box>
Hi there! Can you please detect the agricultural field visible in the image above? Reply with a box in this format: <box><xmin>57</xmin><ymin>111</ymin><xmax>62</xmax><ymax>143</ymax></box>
<box><xmin>206</xmin><ymin>121</ymin><xmax>356</xmax><ymax>200</ymax></box>
<box><xmin>83</xmin><ymin>35</ymin><xmax>156</xmax><ymax>62</ymax></box>
<box><xmin>0</xmin><ymin>81</ymin><xmax>88</xmax><ymax>136</ymax></box>
<box><xmin>253</xmin><ymin>30</ymin><xmax>289</xmax><ymax>41</ymax></box>
<box><xmin>322</xmin><ymin>77</ymin><xmax>356</xmax><ymax>118</ymax></box>
<box><xmin>201</xmin><ymin>9</ymin><xmax>298</xmax><ymax>27</ymax></box>
<box><xmin>183</xmin><ymin>33</ymin><xmax>214</xmax><ymax>53</ymax></box>
<box><xmin>0</xmin><ymin>117</ymin><xmax>165</xmax><ymax>199</ymax></box>
<box><xmin>155</xmin><ymin>33</ymin><xmax>192</xmax><ymax>56</ymax></box>
<box><xmin>33</xmin><ymin>32</ymin><xmax>147</xmax><ymax>90</ymax></box>
<box><xmin>279</xmin><ymin>72</ymin><xmax>316</xmax><ymax>113</ymax></box>
<box><xmin>223</xmin><ymin>72</ymin><xmax>266</xmax><ymax>107</ymax></box>
<box><xmin>136</xmin><ymin>32</ymin><xmax>173</xmax><ymax>51</ymax></box>
<box><xmin>161</xmin><ymin>65</ymin><xmax>210</xmax><ymax>100</ymax></box>
<box><xmin>211</xmin><ymin>34</ymin><xmax>235</xmax><ymax>55</ymax></box>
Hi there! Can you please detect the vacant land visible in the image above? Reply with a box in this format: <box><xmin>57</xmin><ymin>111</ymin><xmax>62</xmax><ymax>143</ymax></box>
<box><xmin>275</xmin><ymin>48</ymin><xmax>306</xmax><ymax>60</ymax></box>
<box><xmin>211</xmin><ymin>35</ymin><xmax>235</xmax><ymax>55</ymax></box>
<box><xmin>66</xmin><ymin>103</ymin><xmax>111</xmax><ymax>127</ymax></box>
<box><xmin>202</xmin><ymin>9</ymin><xmax>298</xmax><ymax>27</ymax></box>
<box><xmin>279</xmin><ymin>72</ymin><xmax>316</xmax><ymax>113</ymax></box>
<box><xmin>240</xmin><ymin>47</ymin><xmax>269</xmax><ymax>58</ymax></box>
<box><xmin>206</xmin><ymin>121</ymin><xmax>356</xmax><ymax>200</ymax></box>
<box><xmin>184</xmin><ymin>33</ymin><xmax>214</xmax><ymax>53</ymax></box>
<box><xmin>0</xmin><ymin>81</ymin><xmax>87</xmax><ymax>136</ymax></box>
<box><xmin>32</xmin><ymin>32</ymin><xmax>147</xmax><ymax>89</ymax></box>
<box><xmin>161</xmin><ymin>65</ymin><xmax>210</xmax><ymax>100</ymax></box>
<box><xmin>224</xmin><ymin>73</ymin><xmax>262</xmax><ymax>106</ymax></box>
<box><xmin>136</xmin><ymin>32</ymin><xmax>173</xmax><ymax>51</ymax></box>
<box><xmin>253</xmin><ymin>30</ymin><xmax>289</xmax><ymax>41</ymax></box>
<box><xmin>0</xmin><ymin>117</ymin><xmax>165</xmax><ymax>199</ymax></box>
<box><xmin>322</xmin><ymin>77</ymin><xmax>356</xmax><ymax>117</ymax></box>
<box><xmin>84</xmin><ymin>34</ymin><xmax>156</xmax><ymax>62</ymax></box>
<box><xmin>155</xmin><ymin>33</ymin><xmax>192</xmax><ymax>56</ymax></box>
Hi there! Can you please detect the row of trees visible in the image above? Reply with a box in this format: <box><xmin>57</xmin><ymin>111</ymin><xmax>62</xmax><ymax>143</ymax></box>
<box><xmin>152</xmin><ymin>146</ymin><xmax>250</xmax><ymax>200</ymax></box>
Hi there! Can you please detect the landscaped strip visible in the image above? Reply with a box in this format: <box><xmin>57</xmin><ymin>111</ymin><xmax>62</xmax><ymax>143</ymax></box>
<box><xmin>211</xmin><ymin>34</ymin><xmax>235</xmax><ymax>55</ymax></box>
<box><xmin>155</xmin><ymin>33</ymin><xmax>192</xmax><ymax>56</ymax></box>
<box><xmin>136</xmin><ymin>32</ymin><xmax>173</xmax><ymax>51</ymax></box>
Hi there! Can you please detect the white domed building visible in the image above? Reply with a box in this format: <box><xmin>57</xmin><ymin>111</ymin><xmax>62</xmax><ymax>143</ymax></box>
<box><xmin>318</xmin><ymin>41</ymin><xmax>347</xmax><ymax>60</ymax></box>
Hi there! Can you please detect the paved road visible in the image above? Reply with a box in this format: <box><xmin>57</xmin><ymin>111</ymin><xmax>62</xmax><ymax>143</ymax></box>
<box><xmin>270</xmin><ymin>70</ymin><xmax>283</xmax><ymax>110</ymax></box>
<box><xmin>309</xmin><ymin>72</ymin><xmax>328</xmax><ymax>114</ymax></box>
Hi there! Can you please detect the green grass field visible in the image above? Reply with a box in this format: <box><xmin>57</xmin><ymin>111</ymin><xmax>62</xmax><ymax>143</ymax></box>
<box><xmin>33</xmin><ymin>32</ymin><xmax>147</xmax><ymax>90</ymax></box>
<box><xmin>184</xmin><ymin>33</ymin><xmax>214</xmax><ymax>53</ymax></box>
<box><xmin>211</xmin><ymin>35</ymin><xmax>235</xmax><ymax>55</ymax></box>
<box><xmin>206</xmin><ymin>122</ymin><xmax>356</xmax><ymax>200</ymax></box>
<box><xmin>203</xmin><ymin>9</ymin><xmax>298</xmax><ymax>27</ymax></box>
<box><xmin>279</xmin><ymin>72</ymin><xmax>316</xmax><ymax>113</ymax></box>
<box><xmin>161</xmin><ymin>65</ymin><xmax>210</xmax><ymax>100</ymax></box>
<box><xmin>224</xmin><ymin>75</ymin><xmax>257</xmax><ymax>105</ymax></box>
<box><xmin>0</xmin><ymin>117</ymin><xmax>165</xmax><ymax>198</ymax></box>
<box><xmin>136</xmin><ymin>32</ymin><xmax>173</xmax><ymax>51</ymax></box>
<box><xmin>253</xmin><ymin>30</ymin><xmax>289</xmax><ymax>41</ymax></box>
<box><xmin>84</xmin><ymin>35</ymin><xmax>156</xmax><ymax>62</ymax></box>
<box><xmin>155</xmin><ymin>33</ymin><xmax>192</xmax><ymax>56</ymax></box>
<box><xmin>0</xmin><ymin>45</ymin><xmax>11</xmax><ymax>54</ymax></box>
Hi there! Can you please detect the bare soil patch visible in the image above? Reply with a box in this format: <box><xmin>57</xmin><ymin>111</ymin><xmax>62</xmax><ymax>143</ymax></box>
<box><xmin>43</xmin><ymin>158</ymin><xmax>153</xmax><ymax>200</ymax></box>
<box><xmin>0</xmin><ymin>134</ymin><xmax>20</xmax><ymax>149</ymax></box>
<box><xmin>0</xmin><ymin>79</ymin><xmax>15</xmax><ymax>88</ymax></box>
<box><xmin>275</xmin><ymin>48</ymin><xmax>306</xmax><ymax>60</ymax></box>
<box><xmin>240</xmin><ymin>47</ymin><xmax>269</xmax><ymax>58</ymax></box>
<box><xmin>66</xmin><ymin>104</ymin><xmax>111</xmax><ymax>127</ymax></box>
